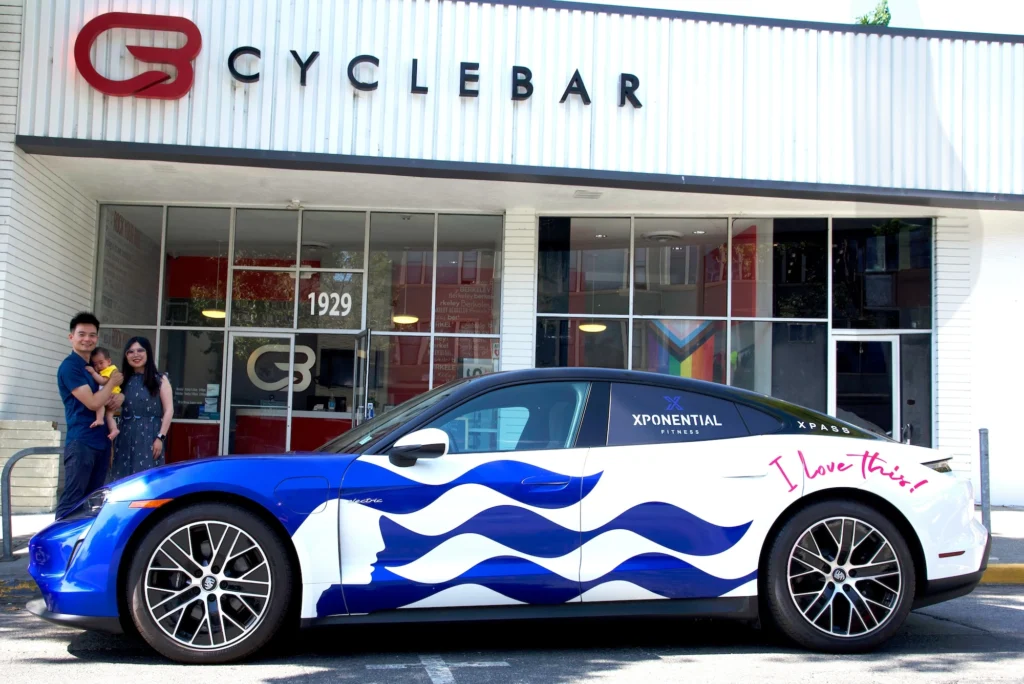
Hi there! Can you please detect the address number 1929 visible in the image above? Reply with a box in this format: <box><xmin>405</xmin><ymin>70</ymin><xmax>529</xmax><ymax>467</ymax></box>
<box><xmin>307</xmin><ymin>291</ymin><xmax>352</xmax><ymax>317</ymax></box>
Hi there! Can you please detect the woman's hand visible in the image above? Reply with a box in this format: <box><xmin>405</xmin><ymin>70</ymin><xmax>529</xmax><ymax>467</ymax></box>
<box><xmin>152</xmin><ymin>438</ymin><xmax>163</xmax><ymax>460</ymax></box>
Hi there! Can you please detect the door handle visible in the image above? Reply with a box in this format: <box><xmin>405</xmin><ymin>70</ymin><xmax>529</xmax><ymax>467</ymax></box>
<box><xmin>521</xmin><ymin>476</ymin><xmax>570</xmax><ymax>490</ymax></box>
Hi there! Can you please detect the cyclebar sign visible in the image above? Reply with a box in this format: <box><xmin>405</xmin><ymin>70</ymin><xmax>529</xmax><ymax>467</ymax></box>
<box><xmin>74</xmin><ymin>12</ymin><xmax>643</xmax><ymax>108</ymax></box>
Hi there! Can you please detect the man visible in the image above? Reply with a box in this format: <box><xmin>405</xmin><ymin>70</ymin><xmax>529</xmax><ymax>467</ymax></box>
<box><xmin>55</xmin><ymin>312</ymin><xmax>124</xmax><ymax>518</ymax></box>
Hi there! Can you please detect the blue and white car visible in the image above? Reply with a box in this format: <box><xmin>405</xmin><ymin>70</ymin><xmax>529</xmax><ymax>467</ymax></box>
<box><xmin>27</xmin><ymin>368</ymin><xmax>990</xmax><ymax>664</ymax></box>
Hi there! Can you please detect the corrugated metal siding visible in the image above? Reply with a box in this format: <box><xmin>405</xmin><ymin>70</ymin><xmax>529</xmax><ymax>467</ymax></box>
<box><xmin>934</xmin><ymin>216</ymin><xmax>973</xmax><ymax>474</ymax></box>
<box><xmin>15</xmin><ymin>0</ymin><xmax>1024</xmax><ymax>195</ymax></box>
<box><xmin>0</xmin><ymin>0</ymin><xmax>98</xmax><ymax>425</ymax></box>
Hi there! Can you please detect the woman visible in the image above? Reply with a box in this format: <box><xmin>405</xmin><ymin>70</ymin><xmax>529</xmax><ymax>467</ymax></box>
<box><xmin>109</xmin><ymin>336</ymin><xmax>174</xmax><ymax>482</ymax></box>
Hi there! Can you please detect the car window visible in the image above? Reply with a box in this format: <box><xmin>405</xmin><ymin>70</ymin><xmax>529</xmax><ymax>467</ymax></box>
<box><xmin>426</xmin><ymin>381</ymin><xmax>590</xmax><ymax>454</ymax></box>
<box><xmin>607</xmin><ymin>383</ymin><xmax>748</xmax><ymax>446</ymax></box>
<box><xmin>736</xmin><ymin>403</ymin><xmax>785</xmax><ymax>436</ymax></box>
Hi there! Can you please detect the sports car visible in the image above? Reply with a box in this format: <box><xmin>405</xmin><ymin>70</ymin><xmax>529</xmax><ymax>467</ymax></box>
<box><xmin>26</xmin><ymin>368</ymin><xmax>989</xmax><ymax>664</ymax></box>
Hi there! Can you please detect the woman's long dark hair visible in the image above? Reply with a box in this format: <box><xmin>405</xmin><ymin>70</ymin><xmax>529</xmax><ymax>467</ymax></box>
<box><xmin>122</xmin><ymin>336</ymin><xmax>161</xmax><ymax>396</ymax></box>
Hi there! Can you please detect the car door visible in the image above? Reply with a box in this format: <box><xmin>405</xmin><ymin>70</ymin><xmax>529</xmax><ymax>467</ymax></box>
<box><xmin>578</xmin><ymin>382</ymin><xmax>789</xmax><ymax>603</ymax></box>
<box><xmin>336</xmin><ymin>380</ymin><xmax>594</xmax><ymax>615</ymax></box>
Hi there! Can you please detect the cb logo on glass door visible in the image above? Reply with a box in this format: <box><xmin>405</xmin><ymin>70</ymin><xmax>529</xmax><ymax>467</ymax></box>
<box><xmin>247</xmin><ymin>344</ymin><xmax>315</xmax><ymax>393</ymax></box>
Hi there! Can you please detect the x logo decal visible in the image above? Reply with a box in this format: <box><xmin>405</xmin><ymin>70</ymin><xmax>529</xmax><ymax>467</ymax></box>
<box><xmin>664</xmin><ymin>396</ymin><xmax>683</xmax><ymax>411</ymax></box>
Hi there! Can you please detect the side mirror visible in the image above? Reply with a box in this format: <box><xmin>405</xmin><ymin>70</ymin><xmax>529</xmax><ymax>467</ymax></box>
<box><xmin>388</xmin><ymin>428</ymin><xmax>449</xmax><ymax>467</ymax></box>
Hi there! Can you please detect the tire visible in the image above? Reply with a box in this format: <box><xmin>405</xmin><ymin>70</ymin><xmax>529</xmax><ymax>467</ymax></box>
<box><xmin>126</xmin><ymin>502</ymin><xmax>294</xmax><ymax>664</ymax></box>
<box><xmin>764</xmin><ymin>499</ymin><xmax>916</xmax><ymax>653</ymax></box>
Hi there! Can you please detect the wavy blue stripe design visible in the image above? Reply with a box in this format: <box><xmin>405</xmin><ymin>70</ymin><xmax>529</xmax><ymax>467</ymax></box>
<box><xmin>375</xmin><ymin>502</ymin><xmax>750</xmax><ymax>566</ymax></box>
<box><xmin>341</xmin><ymin>459</ymin><xmax>603</xmax><ymax>514</ymax></box>
<box><xmin>322</xmin><ymin>556</ymin><xmax>757</xmax><ymax>616</ymax></box>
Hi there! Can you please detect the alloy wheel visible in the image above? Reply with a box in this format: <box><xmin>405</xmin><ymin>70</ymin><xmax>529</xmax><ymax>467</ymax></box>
<box><xmin>787</xmin><ymin>516</ymin><xmax>902</xmax><ymax>638</ymax></box>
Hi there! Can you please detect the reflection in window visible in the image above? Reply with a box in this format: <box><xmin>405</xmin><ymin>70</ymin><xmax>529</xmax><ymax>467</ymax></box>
<box><xmin>730</xmin><ymin>321</ymin><xmax>827</xmax><ymax>412</ymax></box>
<box><xmin>96</xmin><ymin>205</ymin><xmax>163</xmax><ymax>325</ymax></box>
<box><xmin>300</xmin><ymin>211</ymin><xmax>365</xmax><ymax>269</ymax></box>
<box><xmin>900</xmin><ymin>334</ymin><xmax>932</xmax><ymax>447</ymax></box>
<box><xmin>538</xmin><ymin>217</ymin><xmax>630</xmax><ymax>315</ymax></box>
<box><xmin>167</xmin><ymin>422</ymin><xmax>220</xmax><ymax>462</ymax></box>
<box><xmin>367</xmin><ymin>213</ymin><xmax>434</xmax><ymax>332</ymax></box>
<box><xmin>163</xmin><ymin>207</ymin><xmax>230</xmax><ymax>327</ymax></box>
<box><xmin>160</xmin><ymin>330</ymin><xmax>224</xmax><ymax>420</ymax></box>
<box><xmin>631</xmin><ymin>319</ymin><xmax>726</xmax><ymax>384</ymax></box>
<box><xmin>435</xmin><ymin>215</ymin><xmax>502</xmax><ymax>334</ymax></box>
<box><xmin>98</xmin><ymin>328</ymin><xmax>154</xmax><ymax>364</ymax></box>
<box><xmin>633</xmin><ymin>218</ymin><xmax>728</xmax><ymax>317</ymax></box>
<box><xmin>367</xmin><ymin>334</ymin><xmax>430</xmax><ymax>416</ymax></box>
<box><xmin>231</xmin><ymin>270</ymin><xmax>296</xmax><ymax>328</ymax></box>
<box><xmin>427</xmin><ymin>381</ymin><xmax>589</xmax><ymax>454</ymax></box>
<box><xmin>832</xmin><ymin>218</ymin><xmax>932</xmax><ymax>329</ymax></box>
<box><xmin>234</xmin><ymin>210</ymin><xmax>298</xmax><ymax>266</ymax></box>
<box><xmin>297</xmin><ymin>272</ymin><xmax>363</xmax><ymax>329</ymax></box>
<box><xmin>731</xmin><ymin>219</ymin><xmax>827</xmax><ymax>318</ymax></box>
<box><xmin>535</xmin><ymin>318</ymin><xmax>627</xmax><ymax>369</ymax></box>
<box><xmin>433</xmin><ymin>337</ymin><xmax>499</xmax><ymax>387</ymax></box>
<box><xmin>290</xmin><ymin>333</ymin><xmax>360</xmax><ymax>451</ymax></box>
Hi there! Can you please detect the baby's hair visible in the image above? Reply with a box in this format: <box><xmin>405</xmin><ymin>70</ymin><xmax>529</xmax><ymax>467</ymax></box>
<box><xmin>91</xmin><ymin>347</ymin><xmax>110</xmax><ymax>361</ymax></box>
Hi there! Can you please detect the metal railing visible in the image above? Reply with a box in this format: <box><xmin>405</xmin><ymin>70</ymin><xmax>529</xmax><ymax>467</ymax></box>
<box><xmin>2</xmin><ymin>447</ymin><xmax>64</xmax><ymax>561</ymax></box>
<box><xmin>979</xmin><ymin>428</ymin><xmax>991</xmax><ymax>533</ymax></box>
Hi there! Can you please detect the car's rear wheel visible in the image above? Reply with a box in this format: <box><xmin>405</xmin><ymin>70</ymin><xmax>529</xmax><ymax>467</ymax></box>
<box><xmin>765</xmin><ymin>500</ymin><xmax>915</xmax><ymax>652</ymax></box>
<box><xmin>126</xmin><ymin>502</ymin><xmax>293</xmax><ymax>664</ymax></box>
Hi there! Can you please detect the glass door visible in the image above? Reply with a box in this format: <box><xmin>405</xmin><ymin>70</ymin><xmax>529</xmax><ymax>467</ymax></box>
<box><xmin>225</xmin><ymin>333</ymin><xmax>294</xmax><ymax>454</ymax></box>
<box><xmin>830</xmin><ymin>336</ymin><xmax>900</xmax><ymax>440</ymax></box>
<box><xmin>352</xmin><ymin>329</ymin><xmax>372</xmax><ymax>426</ymax></box>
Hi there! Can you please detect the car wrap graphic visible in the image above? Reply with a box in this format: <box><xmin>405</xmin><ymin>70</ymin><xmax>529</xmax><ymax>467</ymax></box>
<box><xmin>310</xmin><ymin>451</ymin><xmax>758</xmax><ymax>617</ymax></box>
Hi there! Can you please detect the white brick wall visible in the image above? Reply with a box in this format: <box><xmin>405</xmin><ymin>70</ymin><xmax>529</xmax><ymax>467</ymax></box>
<box><xmin>0</xmin><ymin>0</ymin><xmax>98</xmax><ymax>426</ymax></box>
<box><xmin>499</xmin><ymin>211</ymin><xmax>537</xmax><ymax>371</ymax></box>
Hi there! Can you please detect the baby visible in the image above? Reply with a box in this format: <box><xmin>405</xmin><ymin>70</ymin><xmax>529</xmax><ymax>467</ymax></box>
<box><xmin>86</xmin><ymin>347</ymin><xmax>120</xmax><ymax>441</ymax></box>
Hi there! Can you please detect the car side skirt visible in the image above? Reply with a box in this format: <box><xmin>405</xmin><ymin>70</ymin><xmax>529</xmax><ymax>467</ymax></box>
<box><xmin>301</xmin><ymin>596</ymin><xmax>759</xmax><ymax>628</ymax></box>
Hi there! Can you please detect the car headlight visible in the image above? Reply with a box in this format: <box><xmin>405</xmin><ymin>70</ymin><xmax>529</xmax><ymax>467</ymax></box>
<box><xmin>61</xmin><ymin>488</ymin><xmax>109</xmax><ymax>521</ymax></box>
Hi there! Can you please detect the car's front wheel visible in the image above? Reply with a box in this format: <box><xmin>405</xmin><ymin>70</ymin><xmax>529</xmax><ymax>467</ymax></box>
<box><xmin>765</xmin><ymin>500</ymin><xmax>916</xmax><ymax>652</ymax></box>
<box><xmin>126</xmin><ymin>502</ymin><xmax>294</xmax><ymax>664</ymax></box>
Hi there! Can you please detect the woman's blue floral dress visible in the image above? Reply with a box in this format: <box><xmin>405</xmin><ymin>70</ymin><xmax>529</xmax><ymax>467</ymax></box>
<box><xmin>109</xmin><ymin>374</ymin><xmax>165</xmax><ymax>482</ymax></box>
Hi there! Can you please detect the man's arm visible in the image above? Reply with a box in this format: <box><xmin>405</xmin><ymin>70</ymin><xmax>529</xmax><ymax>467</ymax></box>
<box><xmin>70</xmin><ymin>369</ymin><xmax>123</xmax><ymax>411</ymax></box>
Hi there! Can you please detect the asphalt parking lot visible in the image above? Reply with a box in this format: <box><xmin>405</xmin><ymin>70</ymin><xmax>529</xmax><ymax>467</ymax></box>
<box><xmin>1</xmin><ymin>581</ymin><xmax>1022</xmax><ymax>683</ymax></box>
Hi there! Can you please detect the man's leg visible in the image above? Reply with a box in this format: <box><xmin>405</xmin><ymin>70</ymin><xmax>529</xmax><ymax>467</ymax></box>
<box><xmin>55</xmin><ymin>441</ymin><xmax>91</xmax><ymax>519</ymax></box>
<box><xmin>86</xmin><ymin>443</ymin><xmax>111</xmax><ymax>494</ymax></box>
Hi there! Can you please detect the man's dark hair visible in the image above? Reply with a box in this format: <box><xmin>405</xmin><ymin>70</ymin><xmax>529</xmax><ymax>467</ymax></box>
<box><xmin>91</xmin><ymin>347</ymin><xmax>110</xmax><ymax>361</ymax></box>
<box><xmin>69</xmin><ymin>312</ymin><xmax>100</xmax><ymax>332</ymax></box>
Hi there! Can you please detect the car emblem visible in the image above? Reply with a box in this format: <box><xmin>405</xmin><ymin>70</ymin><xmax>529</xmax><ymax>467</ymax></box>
<box><xmin>832</xmin><ymin>568</ymin><xmax>847</xmax><ymax>583</ymax></box>
<box><xmin>202</xmin><ymin>576</ymin><xmax>216</xmax><ymax>591</ymax></box>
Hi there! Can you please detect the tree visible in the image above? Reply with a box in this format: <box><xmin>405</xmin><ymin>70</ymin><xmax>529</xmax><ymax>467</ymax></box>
<box><xmin>856</xmin><ymin>0</ymin><xmax>891</xmax><ymax>26</ymax></box>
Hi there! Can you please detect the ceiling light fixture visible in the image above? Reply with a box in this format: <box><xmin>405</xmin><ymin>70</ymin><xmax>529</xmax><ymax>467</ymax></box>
<box><xmin>579</xmin><ymin>322</ymin><xmax>607</xmax><ymax>333</ymax></box>
<box><xmin>392</xmin><ymin>314</ymin><xmax>419</xmax><ymax>325</ymax></box>
<box><xmin>595</xmin><ymin>234</ymin><xmax>607</xmax><ymax>239</ymax></box>
<box><xmin>692</xmin><ymin>230</ymin><xmax>706</xmax><ymax>235</ymax></box>
<box><xmin>202</xmin><ymin>309</ymin><xmax>226</xmax><ymax>319</ymax></box>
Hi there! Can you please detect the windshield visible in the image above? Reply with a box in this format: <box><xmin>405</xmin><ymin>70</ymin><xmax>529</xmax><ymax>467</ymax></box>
<box><xmin>315</xmin><ymin>378</ymin><xmax>470</xmax><ymax>453</ymax></box>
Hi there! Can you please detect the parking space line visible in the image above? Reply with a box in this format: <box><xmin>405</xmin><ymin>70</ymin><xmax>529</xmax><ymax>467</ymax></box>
<box><xmin>366</xmin><ymin>655</ymin><xmax>509</xmax><ymax>682</ymax></box>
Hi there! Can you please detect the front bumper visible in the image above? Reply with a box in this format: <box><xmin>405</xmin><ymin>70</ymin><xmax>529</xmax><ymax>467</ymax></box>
<box><xmin>912</xmin><ymin>532</ymin><xmax>991</xmax><ymax>610</ymax></box>
<box><xmin>26</xmin><ymin>598</ymin><xmax>123</xmax><ymax>633</ymax></box>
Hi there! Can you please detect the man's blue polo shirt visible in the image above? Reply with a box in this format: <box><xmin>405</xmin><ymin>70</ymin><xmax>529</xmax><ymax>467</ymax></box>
<box><xmin>57</xmin><ymin>352</ymin><xmax>110</xmax><ymax>450</ymax></box>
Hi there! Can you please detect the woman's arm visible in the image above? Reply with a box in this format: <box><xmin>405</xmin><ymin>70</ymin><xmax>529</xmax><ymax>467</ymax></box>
<box><xmin>152</xmin><ymin>375</ymin><xmax>175</xmax><ymax>460</ymax></box>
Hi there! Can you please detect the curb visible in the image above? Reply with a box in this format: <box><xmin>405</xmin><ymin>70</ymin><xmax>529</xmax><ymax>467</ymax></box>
<box><xmin>980</xmin><ymin>564</ymin><xmax>1024</xmax><ymax>584</ymax></box>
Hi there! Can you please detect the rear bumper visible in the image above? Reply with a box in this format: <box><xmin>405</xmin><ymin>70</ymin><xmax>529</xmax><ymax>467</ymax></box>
<box><xmin>912</xmin><ymin>532</ymin><xmax>991</xmax><ymax>610</ymax></box>
<box><xmin>26</xmin><ymin>598</ymin><xmax>123</xmax><ymax>634</ymax></box>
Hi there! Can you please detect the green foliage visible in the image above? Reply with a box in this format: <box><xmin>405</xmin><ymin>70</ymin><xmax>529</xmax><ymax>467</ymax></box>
<box><xmin>856</xmin><ymin>0</ymin><xmax>891</xmax><ymax>26</ymax></box>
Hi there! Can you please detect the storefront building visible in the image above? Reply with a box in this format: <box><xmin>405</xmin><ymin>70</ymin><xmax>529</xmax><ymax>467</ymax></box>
<box><xmin>0</xmin><ymin>1</ymin><xmax>1022</xmax><ymax>504</ymax></box>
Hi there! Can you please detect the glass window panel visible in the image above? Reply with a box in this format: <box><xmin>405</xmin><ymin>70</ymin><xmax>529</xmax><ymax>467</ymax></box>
<box><xmin>290</xmin><ymin>333</ymin><xmax>359</xmax><ymax>451</ymax></box>
<box><xmin>730</xmin><ymin>321</ymin><xmax>828</xmax><ymax>412</ymax></box>
<box><xmin>835</xmin><ymin>340</ymin><xmax>895</xmax><ymax>438</ymax></box>
<box><xmin>163</xmin><ymin>207</ymin><xmax>230</xmax><ymax>327</ymax></box>
<box><xmin>227</xmin><ymin>335</ymin><xmax>289</xmax><ymax>454</ymax></box>
<box><xmin>231</xmin><ymin>270</ymin><xmax>296</xmax><ymax>327</ymax></box>
<box><xmin>731</xmin><ymin>218</ymin><xmax>828</xmax><ymax>318</ymax></box>
<box><xmin>233</xmin><ymin>209</ymin><xmax>299</xmax><ymax>266</ymax></box>
<box><xmin>632</xmin><ymin>218</ymin><xmax>728</xmax><ymax>317</ymax></box>
<box><xmin>96</xmin><ymin>205</ymin><xmax>162</xmax><ymax>325</ymax></box>
<box><xmin>159</xmin><ymin>329</ymin><xmax>225</xmax><ymax>420</ymax></box>
<box><xmin>900</xmin><ymin>334</ymin><xmax>932</xmax><ymax>448</ymax></box>
<box><xmin>300</xmin><ymin>211</ymin><xmax>365</xmax><ymax>269</ymax></box>
<box><xmin>538</xmin><ymin>217</ymin><xmax>631</xmax><ymax>315</ymax></box>
<box><xmin>425</xmin><ymin>381</ymin><xmax>589</xmax><ymax>454</ymax></box>
<box><xmin>366</xmin><ymin>334</ymin><xmax>431</xmax><ymax>416</ymax></box>
<box><xmin>433</xmin><ymin>337</ymin><xmax>500</xmax><ymax>387</ymax></box>
<box><xmin>832</xmin><ymin>218</ymin><xmax>933</xmax><ymax>329</ymax></box>
<box><xmin>167</xmin><ymin>422</ymin><xmax>220</xmax><ymax>462</ymax></box>
<box><xmin>297</xmin><ymin>272</ymin><xmax>364</xmax><ymax>329</ymax></box>
<box><xmin>435</xmin><ymin>215</ymin><xmax>502</xmax><ymax>334</ymax></box>
<box><xmin>631</xmin><ymin>319</ymin><xmax>727</xmax><ymax>383</ymax></box>
<box><xmin>367</xmin><ymin>213</ymin><xmax>434</xmax><ymax>332</ymax></box>
<box><xmin>535</xmin><ymin>318</ymin><xmax>627</xmax><ymax>369</ymax></box>
<box><xmin>97</xmin><ymin>327</ymin><xmax>154</xmax><ymax>365</ymax></box>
